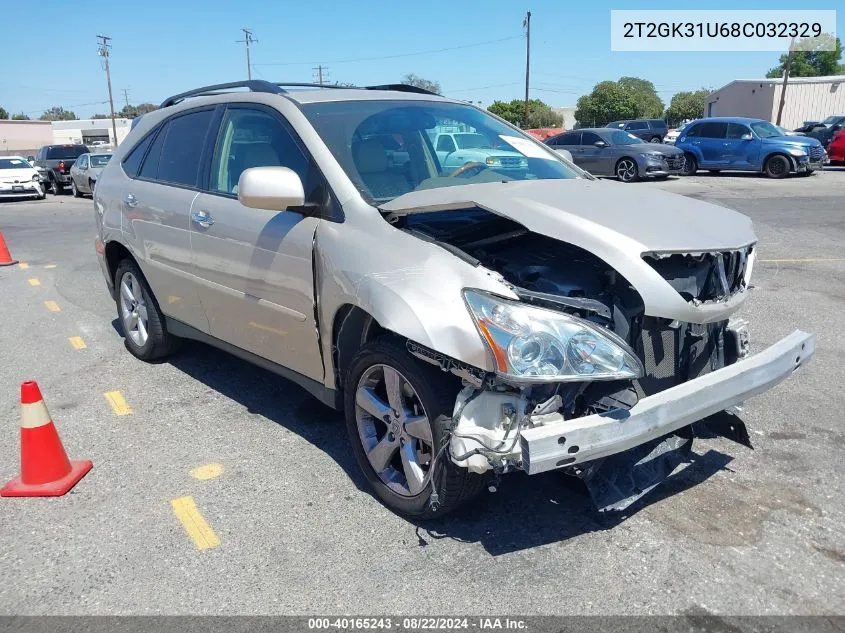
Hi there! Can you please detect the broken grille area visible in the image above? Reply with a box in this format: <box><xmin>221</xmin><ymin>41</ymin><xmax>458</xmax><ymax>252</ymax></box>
<box><xmin>642</xmin><ymin>247</ymin><xmax>752</xmax><ymax>303</ymax></box>
<box><xmin>635</xmin><ymin>317</ymin><xmax>726</xmax><ymax>396</ymax></box>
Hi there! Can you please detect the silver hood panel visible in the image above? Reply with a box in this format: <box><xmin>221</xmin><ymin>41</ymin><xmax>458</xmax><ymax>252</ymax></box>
<box><xmin>382</xmin><ymin>179</ymin><xmax>758</xmax><ymax>324</ymax></box>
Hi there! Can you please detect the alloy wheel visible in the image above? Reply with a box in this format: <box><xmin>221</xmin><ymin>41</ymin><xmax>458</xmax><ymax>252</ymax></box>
<box><xmin>616</xmin><ymin>159</ymin><xmax>637</xmax><ymax>182</ymax></box>
<box><xmin>119</xmin><ymin>272</ymin><xmax>149</xmax><ymax>347</ymax></box>
<box><xmin>354</xmin><ymin>364</ymin><xmax>434</xmax><ymax>497</ymax></box>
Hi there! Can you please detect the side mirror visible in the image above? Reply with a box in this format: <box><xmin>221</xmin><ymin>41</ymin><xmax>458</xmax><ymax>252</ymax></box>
<box><xmin>594</xmin><ymin>140</ymin><xmax>607</xmax><ymax>148</ymax></box>
<box><xmin>740</xmin><ymin>133</ymin><xmax>753</xmax><ymax>141</ymax></box>
<box><xmin>238</xmin><ymin>166</ymin><xmax>305</xmax><ymax>211</ymax></box>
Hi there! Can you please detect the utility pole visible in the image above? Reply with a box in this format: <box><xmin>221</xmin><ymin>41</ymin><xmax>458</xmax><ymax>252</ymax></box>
<box><xmin>122</xmin><ymin>88</ymin><xmax>131</xmax><ymax>109</ymax></box>
<box><xmin>237</xmin><ymin>28</ymin><xmax>257</xmax><ymax>80</ymax></box>
<box><xmin>96</xmin><ymin>35</ymin><xmax>118</xmax><ymax>147</ymax></box>
<box><xmin>523</xmin><ymin>10</ymin><xmax>531</xmax><ymax>128</ymax></box>
<box><xmin>776</xmin><ymin>36</ymin><xmax>796</xmax><ymax>126</ymax></box>
<box><xmin>312</xmin><ymin>65</ymin><xmax>329</xmax><ymax>85</ymax></box>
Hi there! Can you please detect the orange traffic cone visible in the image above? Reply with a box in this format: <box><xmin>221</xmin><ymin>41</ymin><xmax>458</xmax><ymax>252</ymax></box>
<box><xmin>1</xmin><ymin>381</ymin><xmax>92</xmax><ymax>497</ymax></box>
<box><xmin>0</xmin><ymin>231</ymin><xmax>17</xmax><ymax>267</ymax></box>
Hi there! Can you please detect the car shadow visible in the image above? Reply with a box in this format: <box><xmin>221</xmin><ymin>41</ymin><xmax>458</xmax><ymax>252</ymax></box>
<box><xmin>163</xmin><ymin>339</ymin><xmax>736</xmax><ymax>556</ymax></box>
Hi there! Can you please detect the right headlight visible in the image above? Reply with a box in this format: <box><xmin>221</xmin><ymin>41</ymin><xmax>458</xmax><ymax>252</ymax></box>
<box><xmin>463</xmin><ymin>289</ymin><xmax>644</xmax><ymax>382</ymax></box>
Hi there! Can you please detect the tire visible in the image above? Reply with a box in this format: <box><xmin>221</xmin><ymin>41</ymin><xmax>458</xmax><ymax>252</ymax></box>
<box><xmin>89</xmin><ymin>179</ymin><xmax>96</xmax><ymax>194</ymax></box>
<box><xmin>615</xmin><ymin>157</ymin><xmax>639</xmax><ymax>183</ymax></box>
<box><xmin>114</xmin><ymin>258</ymin><xmax>182</xmax><ymax>361</ymax></box>
<box><xmin>681</xmin><ymin>153</ymin><xmax>698</xmax><ymax>175</ymax></box>
<box><xmin>344</xmin><ymin>337</ymin><xmax>486</xmax><ymax>519</ymax></box>
<box><xmin>764</xmin><ymin>154</ymin><xmax>791</xmax><ymax>179</ymax></box>
<box><xmin>649</xmin><ymin>136</ymin><xmax>661</xmax><ymax>143</ymax></box>
<box><xmin>50</xmin><ymin>177</ymin><xmax>62</xmax><ymax>195</ymax></box>
<box><xmin>71</xmin><ymin>180</ymin><xmax>81</xmax><ymax>198</ymax></box>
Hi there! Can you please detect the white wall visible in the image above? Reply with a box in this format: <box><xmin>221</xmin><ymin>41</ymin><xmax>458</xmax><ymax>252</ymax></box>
<box><xmin>771</xmin><ymin>80</ymin><xmax>845</xmax><ymax>128</ymax></box>
<box><xmin>51</xmin><ymin>118</ymin><xmax>133</xmax><ymax>147</ymax></box>
<box><xmin>705</xmin><ymin>82</ymin><xmax>776</xmax><ymax>121</ymax></box>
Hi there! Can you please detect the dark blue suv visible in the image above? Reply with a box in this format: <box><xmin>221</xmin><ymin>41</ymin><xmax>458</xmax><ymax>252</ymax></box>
<box><xmin>676</xmin><ymin>117</ymin><xmax>827</xmax><ymax>178</ymax></box>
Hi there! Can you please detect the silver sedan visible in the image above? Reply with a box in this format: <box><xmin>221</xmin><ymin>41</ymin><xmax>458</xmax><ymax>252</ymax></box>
<box><xmin>546</xmin><ymin>128</ymin><xmax>685</xmax><ymax>182</ymax></box>
<box><xmin>69</xmin><ymin>152</ymin><xmax>112</xmax><ymax>197</ymax></box>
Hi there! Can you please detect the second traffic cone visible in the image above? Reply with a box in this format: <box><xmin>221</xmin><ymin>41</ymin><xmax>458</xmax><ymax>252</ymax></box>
<box><xmin>0</xmin><ymin>231</ymin><xmax>18</xmax><ymax>267</ymax></box>
<box><xmin>1</xmin><ymin>381</ymin><xmax>92</xmax><ymax>497</ymax></box>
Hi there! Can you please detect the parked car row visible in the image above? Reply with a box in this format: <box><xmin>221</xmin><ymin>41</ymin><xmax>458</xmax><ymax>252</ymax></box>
<box><xmin>548</xmin><ymin>117</ymin><xmax>829</xmax><ymax>182</ymax></box>
<box><xmin>30</xmin><ymin>144</ymin><xmax>112</xmax><ymax>197</ymax></box>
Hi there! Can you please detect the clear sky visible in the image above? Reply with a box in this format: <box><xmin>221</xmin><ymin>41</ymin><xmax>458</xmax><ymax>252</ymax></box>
<box><xmin>1</xmin><ymin>0</ymin><xmax>842</xmax><ymax>118</ymax></box>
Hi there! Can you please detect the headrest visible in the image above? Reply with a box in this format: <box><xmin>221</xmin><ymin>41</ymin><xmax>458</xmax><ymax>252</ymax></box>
<box><xmin>354</xmin><ymin>140</ymin><xmax>388</xmax><ymax>174</ymax></box>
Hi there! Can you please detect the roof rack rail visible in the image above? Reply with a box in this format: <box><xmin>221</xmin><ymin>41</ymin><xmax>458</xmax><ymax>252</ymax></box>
<box><xmin>159</xmin><ymin>80</ymin><xmax>287</xmax><ymax>108</ymax></box>
<box><xmin>274</xmin><ymin>82</ymin><xmax>349</xmax><ymax>90</ymax></box>
<box><xmin>364</xmin><ymin>84</ymin><xmax>440</xmax><ymax>96</ymax></box>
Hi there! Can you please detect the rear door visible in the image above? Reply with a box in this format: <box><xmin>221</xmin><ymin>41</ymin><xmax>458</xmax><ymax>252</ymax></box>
<box><xmin>548</xmin><ymin>131</ymin><xmax>582</xmax><ymax>165</ymax></box>
<box><xmin>120</xmin><ymin>108</ymin><xmax>215</xmax><ymax>332</ymax></box>
<box><xmin>697</xmin><ymin>122</ymin><xmax>729</xmax><ymax>166</ymax></box>
<box><xmin>188</xmin><ymin>104</ymin><xmax>325</xmax><ymax>382</ymax></box>
<box><xmin>577</xmin><ymin>131</ymin><xmax>608</xmax><ymax>174</ymax></box>
<box><xmin>624</xmin><ymin>120</ymin><xmax>649</xmax><ymax>140</ymax></box>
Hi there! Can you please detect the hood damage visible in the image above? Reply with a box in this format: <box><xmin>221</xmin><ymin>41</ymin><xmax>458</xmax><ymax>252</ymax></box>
<box><xmin>378</xmin><ymin>180</ymin><xmax>811</xmax><ymax>516</ymax></box>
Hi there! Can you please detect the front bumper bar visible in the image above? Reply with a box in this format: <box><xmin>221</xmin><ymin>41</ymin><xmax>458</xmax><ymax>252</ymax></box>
<box><xmin>520</xmin><ymin>330</ymin><xmax>815</xmax><ymax>475</ymax></box>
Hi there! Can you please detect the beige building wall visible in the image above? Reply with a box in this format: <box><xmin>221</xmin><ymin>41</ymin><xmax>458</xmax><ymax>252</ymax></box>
<box><xmin>771</xmin><ymin>79</ymin><xmax>845</xmax><ymax>129</ymax></box>
<box><xmin>0</xmin><ymin>121</ymin><xmax>54</xmax><ymax>157</ymax></box>
<box><xmin>705</xmin><ymin>82</ymin><xmax>776</xmax><ymax>121</ymax></box>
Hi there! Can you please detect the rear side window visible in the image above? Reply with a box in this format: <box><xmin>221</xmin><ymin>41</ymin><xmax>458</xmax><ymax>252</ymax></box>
<box><xmin>122</xmin><ymin>134</ymin><xmax>154</xmax><ymax>177</ymax></box>
<box><xmin>139</xmin><ymin>126</ymin><xmax>168</xmax><ymax>180</ymax></box>
<box><xmin>155</xmin><ymin>109</ymin><xmax>215</xmax><ymax>187</ymax></box>
<box><xmin>554</xmin><ymin>132</ymin><xmax>581</xmax><ymax>145</ymax></box>
<box><xmin>626</xmin><ymin>121</ymin><xmax>648</xmax><ymax>130</ymax></box>
<box><xmin>699</xmin><ymin>122</ymin><xmax>728</xmax><ymax>138</ymax></box>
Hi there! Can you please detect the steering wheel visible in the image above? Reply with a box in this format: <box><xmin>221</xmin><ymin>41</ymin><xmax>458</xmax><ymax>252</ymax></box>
<box><xmin>448</xmin><ymin>161</ymin><xmax>488</xmax><ymax>178</ymax></box>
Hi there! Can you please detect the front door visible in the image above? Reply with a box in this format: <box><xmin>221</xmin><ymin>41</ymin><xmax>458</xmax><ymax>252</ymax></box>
<box><xmin>577</xmin><ymin>131</ymin><xmax>607</xmax><ymax>174</ymax></box>
<box><xmin>724</xmin><ymin>123</ymin><xmax>759</xmax><ymax>170</ymax></box>
<box><xmin>189</xmin><ymin>105</ymin><xmax>324</xmax><ymax>382</ymax></box>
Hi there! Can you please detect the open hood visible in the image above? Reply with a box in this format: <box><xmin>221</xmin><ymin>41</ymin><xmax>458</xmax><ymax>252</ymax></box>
<box><xmin>381</xmin><ymin>179</ymin><xmax>756</xmax><ymax>254</ymax></box>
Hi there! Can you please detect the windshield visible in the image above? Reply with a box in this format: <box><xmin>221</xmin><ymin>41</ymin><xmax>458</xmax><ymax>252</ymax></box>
<box><xmin>821</xmin><ymin>116</ymin><xmax>842</xmax><ymax>126</ymax></box>
<box><xmin>750</xmin><ymin>121</ymin><xmax>783</xmax><ymax>138</ymax></box>
<box><xmin>609</xmin><ymin>130</ymin><xmax>644</xmax><ymax>145</ymax></box>
<box><xmin>0</xmin><ymin>158</ymin><xmax>31</xmax><ymax>170</ymax></box>
<box><xmin>300</xmin><ymin>100</ymin><xmax>582</xmax><ymax>203</ymax></box>
<box><xmin>90</xmin><ymin>154</ymin><xmax>112</xmax><ymax>167</ymax></box>
<box><xmin>46</xmin><ymin>146</ymin><xmax>88</xmax><ymax>160</ymax></box>
<box><xmin>454</xmin><ymin>133</ymin><xmax>492</xmax><ymax>149</ymax></box>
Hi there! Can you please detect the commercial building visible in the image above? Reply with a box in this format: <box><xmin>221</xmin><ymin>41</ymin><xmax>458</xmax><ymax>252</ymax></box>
<box><xmin>705</xmin><ymin>75</ymin><xmax>845</xmax><ymax>129</ymax></box>
<box><xmin>50</xmin><ymin>118</ymin><xmax>132</xmax><ymax>147</ymax></box>
<box><xmin>0</xmin><ymin>120</ymin><xmax>53</xmax><ymax>157</ymax></box>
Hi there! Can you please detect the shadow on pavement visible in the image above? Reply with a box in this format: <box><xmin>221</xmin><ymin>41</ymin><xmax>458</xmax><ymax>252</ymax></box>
<box><xmin>165</xmin><ymin>339</ymin><xmax>735</xmax><ymax>556</ymax></box>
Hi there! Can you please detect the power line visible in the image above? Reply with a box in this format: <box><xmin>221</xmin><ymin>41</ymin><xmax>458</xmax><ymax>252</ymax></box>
<box><xmin>237</xmin><ymin>28</ymin><xmax>257</xmax><ymax>79</ymax></box>
<box><xmin>19</xmin><ymin>100</ymin><xmax>110</xmax><ymax>116</ymax></box>
<box><xmin>255</xmin><ymin>35</ymin><xmax>521</xmax><ymax>67</ymax></box>
<box><xmin>96</xmin><ymin>35</ymin><xmax>118</xmax><ymax>145</ymax></box>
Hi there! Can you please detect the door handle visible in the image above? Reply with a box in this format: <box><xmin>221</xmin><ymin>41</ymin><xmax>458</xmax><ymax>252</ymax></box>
<box><xmin>124</xmin><ymin>193</ymin><xmax>137</xmax><ymax>208</ymax></box>
<box><xmin>191</xmin><ymin>210</ymin><xmax>215</xmax><ymax>228</ymax></box>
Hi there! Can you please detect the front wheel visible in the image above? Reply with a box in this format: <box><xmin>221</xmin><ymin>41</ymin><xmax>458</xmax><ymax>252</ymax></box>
<box><xmin>71</xmin><ymin>180</ymin><xmax>81</xmax><ymax>197</ymax></box>
<box><xmin>344</xmin><ymin>337</ymin><xmax>486</xmax><ymax>518</ymax></box>
<box><xmin>681</xmin><ymin>154</ymin><xmax>698</xmax><ymax>175</ymax></box>
<box><xmin>615</xmin><ymin>158</ymin><xmax>639</xmax><ymax>182</ymax></box>
<box><xmin>114</xmin><ymin>259</ymin><xmax>182</xmax><ymax>361</ymax></box>
<box><xmin>764</xmin><ymin>154</ymin><xmax>791</xmax><ymax>179</ymax></box>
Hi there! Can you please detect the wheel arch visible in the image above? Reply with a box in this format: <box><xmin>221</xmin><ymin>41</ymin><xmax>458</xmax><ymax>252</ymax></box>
<box><xmin>332</xmin><ymin>304</ymin><xmax>386</xmax><ymax>392</ymax></box>
<box><xmin>104</xmin><ymin>241</ymin><xmax>135</xmax><ymax>299</ymax></box>
<box><xmin>762</xmin><ymin>151</ymin><xmax>796</xmax><ymax>173</ymax></box>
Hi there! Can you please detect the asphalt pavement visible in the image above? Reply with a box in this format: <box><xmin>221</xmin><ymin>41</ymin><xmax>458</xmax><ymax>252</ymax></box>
<box><xmin>0</xmin><ymin>169</ymin><xmax>843</xmax><ymax>615</ymax></box>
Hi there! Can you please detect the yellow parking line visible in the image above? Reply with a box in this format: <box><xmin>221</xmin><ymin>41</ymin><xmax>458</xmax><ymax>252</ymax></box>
<box><xmin>170</xmin><ymin>496</ymin><xmax>220</xmax><ymax>550</ymax></box>
<box><xmin>190</xmin><ymin>463</ymin><xmax>224</xmax><ymax>480</ymax></box>
<box><xmin>68</xmin><ymin>336</ymin><xmax>87</xmax><ymax>350</ymax></box>
<box><xmin>27</xmin><ymin>278</ymin><xmax>40</xmax><ymax>286</ymax></box>
<box><xmin>18</xmin><ymin>262</ymin><xmax>29</xmax><ymax>270</ymax></box>
<box><xmin>44</xmin><ymin>264</ymin><xmax>57</xmax><ymax>269</ymax></box>
<box><xmin>44</xmin><ymin>301</ymin><xmax>61</xmax><ymax>312</ymax></box>
<box><xmin>759</xmin><ymin>258</ymin><xmax>845</xmax><ymax>263</ymax></box>
<box><xmin>104</xmin><ymin>390</ymin><xmax>132</xmax><ymax>415</ymax></box>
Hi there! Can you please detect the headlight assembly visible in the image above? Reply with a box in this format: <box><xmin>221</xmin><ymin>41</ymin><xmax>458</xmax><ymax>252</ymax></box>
<box><xmin>463</xmin><ymin>289</ymin><xmax>644</xmax><ymax>382</ymax></box>
<box><xmin>788</xmin><ymin>148</ymin><xmax>808</xmax><ymax>157</ymax></box>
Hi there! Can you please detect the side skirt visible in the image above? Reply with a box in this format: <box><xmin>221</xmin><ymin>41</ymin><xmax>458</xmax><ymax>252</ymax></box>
<box><xmin>165</xmin><ymin>317</ymin><xmax>342</xmax><ymax>410</ymax></box>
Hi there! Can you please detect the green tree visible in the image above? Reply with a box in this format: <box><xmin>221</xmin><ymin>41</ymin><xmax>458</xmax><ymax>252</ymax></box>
<box><xmin>665</xmin><ymin>89</ymin><xmax>710</xmax><ymax>126</ymax></box>
<box><xmin>766</xmin><ymin>34</ymin><xmax>842</xmax><ymax>77</ymax></box>
<box><xmin>0</xmin><ymin>106</ymin><xmax>8</xmax><ymax>119</ymax></box>
<box><xmin>12</xmin><ymin>113</ymin><xmax>30</xmax><ymax>120</ymax></box>
<box><xmin>401</xmin><ymin>73</ymin><xmax>441</xmax><ymax>94</ymax></box>
<box><xmin>618</xmin><ymin>76</ymin><xmax>664</xmax><ymax>118</ymax></box>
<box><xmin>487</xmin><ymin>99</ymin><xmax>562</xmax><ymax>128</ymax></box>
<box><xmin>575</xmin><ymin>81</ymin><xmax>639</xmax><ymax>127</ymax></box>
<box><xmin>119</xmin><ymin>102</ymin><xmax>157</xmax><ymax>118</ymax></box>
<box><xmin>39</xmin><ymin>107</ymin><xmax>77</xmax><ymax>121</ymax></box>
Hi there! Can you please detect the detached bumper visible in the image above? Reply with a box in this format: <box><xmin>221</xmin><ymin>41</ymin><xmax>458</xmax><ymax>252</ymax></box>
<box><xmin>520</xmin><ymin>330</ymin><xmax>815</xmax><ymax>475</ymax></box>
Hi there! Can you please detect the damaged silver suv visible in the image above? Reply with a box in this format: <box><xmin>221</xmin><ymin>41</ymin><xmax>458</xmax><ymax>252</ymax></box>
<box><xmin>94</xmin><ymin>81</ymin><xmax>815</xmax><ymax>518</ymax></box>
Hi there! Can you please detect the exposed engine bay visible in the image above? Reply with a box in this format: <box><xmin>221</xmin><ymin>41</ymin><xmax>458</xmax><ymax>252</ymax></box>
<box><xmin>395</xmin><ymin>207</ymin><xmax>759</xmax><ymax>512</ymax></box>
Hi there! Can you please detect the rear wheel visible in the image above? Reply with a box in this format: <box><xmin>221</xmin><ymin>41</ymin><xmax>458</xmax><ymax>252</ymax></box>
<box><xmin>764</xmin><ymin>154</ymin><xmax>791</xmax><ymax>179</ymax></box>
<box><xmin>681</xmin><ymin>154</ymin><xmax>697</xmax><ymax>175</ymax></box>
<box><xmin>649</xmin><ymin>136</ymin><xmax>661</xmax><ymax>143</ymax></box>
<box><xmin>50</xmin><ymin>178</ymin><xmax>62</xmax><ymax>195</ymax></box>
<box><xmin>114</xmin><ymin>259</ymin><xmax>181</xmax><ymax>361</ymax></box>
<box><xmin>615</xmin><ymin>157</ymin><xmax>639</xmax><ymax>182</ymax></box>
<box><xmin>345</xmin><ymin>337</ymin><xmax>486</xmax><ymax>518</ymax></box>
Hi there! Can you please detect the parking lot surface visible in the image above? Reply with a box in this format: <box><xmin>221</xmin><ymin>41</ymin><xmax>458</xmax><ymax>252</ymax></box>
<box><xmin>0</xmin><ymin>169</ymin><xmax>843</xmax><ymax>615</ymax></box>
